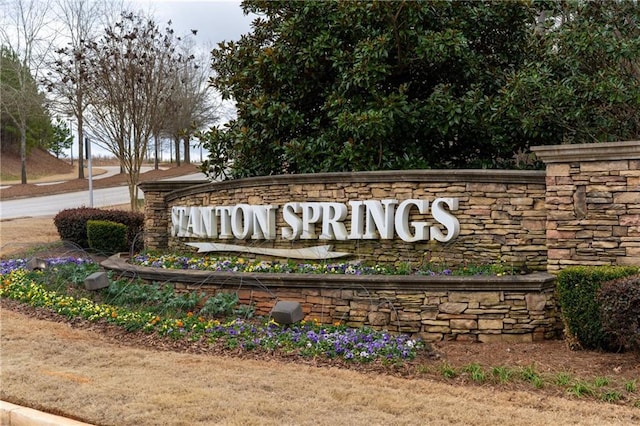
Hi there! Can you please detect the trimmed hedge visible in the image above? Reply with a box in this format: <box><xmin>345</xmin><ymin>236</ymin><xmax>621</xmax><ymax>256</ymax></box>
<box><xmin>87</xmin><ymin>220</ymin><xmax>128</xmax><ymax>255</ymax></box>
<box><xmin>54</xmin><ymin>207</ymin><xmax>144</xmax><ymax>251</ymax></box>
<box><xmin>597</xmin><ymin>274</ymin><xmax>640</xmax><ymax>353</ymax></box>
<box><xmin>557</xmin><ymin>266</ymin><xmax>640</xmax><ymax>350</ymax></box>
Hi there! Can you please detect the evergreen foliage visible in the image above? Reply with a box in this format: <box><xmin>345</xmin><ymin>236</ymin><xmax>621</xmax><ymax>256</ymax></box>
<box><xmin>557</xmin><ymin>266</ymin><xmax>640</xmax><ymax>350</ymax></box>
<box><xmin>200</xmin><ymin>0</ymin><xmax>640</xmax><ymax>178</ymax></box>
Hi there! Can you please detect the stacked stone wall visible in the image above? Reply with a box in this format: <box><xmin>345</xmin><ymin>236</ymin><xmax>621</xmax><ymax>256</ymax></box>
<box><xmin>132</xmin><ymin>141</ymin><xmax>639</xmax><ymax>342</ymax></box>
<box><xmin>532</xmin><ymin>141</ymin><xmax>640</xmax><ymax>272</ymax></box>
<box><xmin>140</xmin><ymin>170</ymin><xmax>547</xmax><ymax>270</ymax></box>
<box><xmin>197</xmin><ymin>286</ymin><xmax>558</xmax><ymax>342</ymax></box>
<box><xmin>103</xmin><ymin>254</ymin><xmax>559</xmax><ymax>342</ymax></box>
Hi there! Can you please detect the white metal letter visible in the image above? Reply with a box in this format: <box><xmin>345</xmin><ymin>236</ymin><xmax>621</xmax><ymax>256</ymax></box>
<box><xmin>171</xmin><ymin>206</ymin><xmax>188</xmax><ymax>237</ymax></box>
<box><xmin>395</xmin><ymin>199</ymin><xmax>429</xmax><ymax>242</ymax></box>
<box><xmin>363</xmin><ymin>199</ymin><xmax>397</xmax><ymax>239</ymax></box>
<box><xmin>348</xmin><ymin>201</ymin><xmax>365</xmax><ymax>239</ymax></box>
<box><xmin>216</xmin><ymin>206</ymin><xmax>233</xmax><ymax>239</ymax></box>
<box><xmin>282</xmin><ymin>202</ymin><xmax>302</xmax><ymax>240</ymax></box>
<box><xmin>430</xmin><ymin>198</ymin><xmax>460</xmax><ymax>242</ymax></box>
<box><xmin>231</xmin><ymin>204</ymin><xmax>253</xmax><ymax>239</ymax></box>
<box><xmin>252</xmin><ymin>205</ymin><xmax>277</xmax><ymax>239</ymax></box>
<box><xmin>300</xmin><ymin>202</ymin><xmax>323</xmax><ymax>239</ymax></box>
<box><xmin>200</xmin><ymin>207</ymin><xmax>218</xmax><ymax>238</ymax></box>
<box><xmin>320</xmin><ymin>203</ymin><xmax>348</xmax><ymax>240</ymax></box>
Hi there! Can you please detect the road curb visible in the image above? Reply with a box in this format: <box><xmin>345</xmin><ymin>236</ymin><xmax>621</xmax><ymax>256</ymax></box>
<box><xmin>0</xmin><ymin>401</ymin><xmax>93</xmax><ymax>426</ymax></box>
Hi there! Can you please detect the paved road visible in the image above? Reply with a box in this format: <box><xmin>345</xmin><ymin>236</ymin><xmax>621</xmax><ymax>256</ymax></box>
<box><xmin>0</xmin><ymin>186</ymin><xmax>135</xmax><ymax>220</ymax></box>
<box><xmin>0</xmin><ymin>173</ymin><xmax>208</xmax><ymax>220</ymax></box>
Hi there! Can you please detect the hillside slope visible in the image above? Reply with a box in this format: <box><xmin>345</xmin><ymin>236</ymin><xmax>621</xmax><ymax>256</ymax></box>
<box><xmin>0</xmin><ymin>148</ymin><xmax>73</xmax><ymax>181</ymax></box>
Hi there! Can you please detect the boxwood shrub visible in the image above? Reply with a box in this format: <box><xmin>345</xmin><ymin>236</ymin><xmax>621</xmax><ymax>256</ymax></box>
<box><xmin>597</xmin><ymin>274</ymin><xmax>640</xmax><ymax>353</ymax></box>
<box><xmin>557</xmin><ymin>266</ymin><xmax>640</xmax><ymax>350</ymax></box>
<box><xmin>54</xmin><ymin>207</ymin><xmax>144</xmax><ymax>251</ymax></box>
<box><xmin>87</xmin><ymin>220</ymin><xmax>128</xmax><ymax>255</ymax></box>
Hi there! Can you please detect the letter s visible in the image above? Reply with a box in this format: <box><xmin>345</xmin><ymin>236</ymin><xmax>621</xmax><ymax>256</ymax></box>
<box><xmin>430</xmin><ymin>198</ymin><xmax>460</xmax><ymax>242</ymax></box>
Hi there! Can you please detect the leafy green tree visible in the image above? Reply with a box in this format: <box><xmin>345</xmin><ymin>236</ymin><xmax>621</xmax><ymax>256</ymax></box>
<box><xmin>47</xmin><ymin>118</ymin><xmax>73</xmax><ymax>158</ymax></box>
<box><xmin>1</xmin><ymin>0</ymin><xmax>55</xmax><ymax>184</ymax></box>
<box><xmin>1</xmin><ymin>46</ymin><xmax>54</xmax><ymax>157</ymax></box>
<box><xmin>496</xmin><ymin>0</ymin><xmax>640</xmax><ymax>145</ymax></box>
<box><xmin>201</xmin><ymin>0</ymin><xmax>640</xmax><ymax>179</ymax></box>
<box><xmin>201</xmin><ymin>0</ymin><xmax>539</xmax><ymax>178</ymax></box>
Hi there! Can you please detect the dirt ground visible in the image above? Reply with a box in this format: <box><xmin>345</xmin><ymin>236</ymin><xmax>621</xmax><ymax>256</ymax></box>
<box><xmin>2</xmin><ymin>304</ymin><xmax>639</xmax><ymax>426</ymax></box>
<box><xmin>2</xmin><ymin>217</ymin><xmax>640</xmax><ymax>425</ymax></box>
<box><xmin>1</xmin><ymin>154</ymin><xmax>639</xmax><ymax>425</ymax></box>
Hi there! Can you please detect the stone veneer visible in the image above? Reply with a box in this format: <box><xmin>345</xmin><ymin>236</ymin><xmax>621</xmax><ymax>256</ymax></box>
<box><xmin>103</xmin><ymin>254</ymin><xmax>560</xmax><ymax>342</ymax></box>
<box><xmin>532</xmin><ymin>141</ymin><xmax>640</xmax><ymax>272</ymax></box>
<box><xmin>124</xmin><ymin>140</ymin><xmax>639</xmax><ymax>342</ymax></box>
<box><xmin>139</xmin><ymin>170</ymin><xmax>548</xmax><ymax>270</ymax></box>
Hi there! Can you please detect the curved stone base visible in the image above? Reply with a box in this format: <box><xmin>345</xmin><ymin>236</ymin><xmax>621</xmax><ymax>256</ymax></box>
<box><xmin>102</xmin><ymin>254</ymin><xmax>561</xmax><ymax>342</ymax></box>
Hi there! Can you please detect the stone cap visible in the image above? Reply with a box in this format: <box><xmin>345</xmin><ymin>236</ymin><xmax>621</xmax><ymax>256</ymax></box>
<box><xmin>532</xmin><ymin>141</ymin><xmax>640</xmax><ymax>163</ymax></box>
<box><xmin>102</xmin><ymin>254</ymin><xmax>556</xmax><ymax>292</ymax></box>
<box><xmin>159</xmin><ymin>169</ymin><xmax>545</xmax><ymax>202</ymax></box>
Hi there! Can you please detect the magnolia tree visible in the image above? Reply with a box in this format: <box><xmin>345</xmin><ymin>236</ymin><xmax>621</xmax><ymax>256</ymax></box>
<box><xmin>200</xmin><ymin>0</ymin><xmax>640</xmax><ymax>179</ymax></box>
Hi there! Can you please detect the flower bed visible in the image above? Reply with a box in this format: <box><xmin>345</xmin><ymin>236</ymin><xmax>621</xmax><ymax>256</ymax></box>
<box><xmin>104</xmin><ymin>253</ymin><xmax>561</xmax><ymax>342</ymax></box>
<box><xmin>0</xmin><ymin>257</ymin><xmax>425</xmax><ymax>364</ymax></box>
<box><xmin>131</xmin><ymin>253</ymin><xmax>515</xmax><ymax>276</ymax></box>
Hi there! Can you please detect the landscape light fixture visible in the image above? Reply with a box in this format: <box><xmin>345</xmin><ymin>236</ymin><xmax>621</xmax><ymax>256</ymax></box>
<box><xmin>270</xmin><ymin>301</ymin><xmax>304</xmax><ymax>324</ymax></box>
<box><xmin>26</xmin><ymin>258</ymin><xmax>47</xmax><ymax>271</ymax></box>
<box><xmin>84</xmin><ymin>271</ymin><xmax>109</xmax><ymax>291</ymax></box>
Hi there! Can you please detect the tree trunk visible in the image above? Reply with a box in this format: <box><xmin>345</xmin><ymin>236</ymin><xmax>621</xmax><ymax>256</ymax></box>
<box><xmin>20</xmin><ymin>116</ymin><xmax>27</xmax><ymax>184</ymax></box>
<box><xmin>174</xmin><ymin>136</ymin><xmax>181</xmax><ymax>167</ymax></box>
<box><xmin>154</xmin><ymin>132</ymin><xmax>160</xmax><ymax>170</ymax></box>
<box><xmin>183</xmin><ymin>135</ymin><xmax>190</xmax><ymax>164</ymax></box>
<box><xmin>77</xmin><ymin>115</ymin><xmax>85</xmax><ymax>179</ymax></box>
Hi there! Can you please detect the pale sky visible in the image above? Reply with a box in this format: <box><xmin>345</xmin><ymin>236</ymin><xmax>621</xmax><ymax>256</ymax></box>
<box><xmin>131</xmin><ymin>0</ymin><xmax>255</xmax><ymax>50</ymax></box>
<box><xmin>2</xmin><ymin>0</ymin><xmax>256</xmax><ymax>160</ymax></box>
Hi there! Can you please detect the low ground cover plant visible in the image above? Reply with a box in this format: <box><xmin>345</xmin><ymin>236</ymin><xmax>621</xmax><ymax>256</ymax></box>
<box><xmin>131</xmin><ymin>252</ymin><xmax>516</xmax><ymax>276</ymax></box>
<box><xmin>1</xmin><ymin>256</ymin><xmax>639</xmax><ymax>407</ymax></box>
<box><xmin>0</xmin><ymin>257</ymin><xmax>423</xmax><ymax>364</ymax></box>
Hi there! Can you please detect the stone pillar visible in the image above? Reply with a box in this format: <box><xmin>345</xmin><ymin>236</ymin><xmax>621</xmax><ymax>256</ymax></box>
<box><xmin>138</xmin><ymin>181</ymin><xmax>208</xmax><ymax>251</ymax></box>
<box><xmin>532</xmin><ymin>141</ymin><xmax>640</xmax><ymax>272</ymax></box>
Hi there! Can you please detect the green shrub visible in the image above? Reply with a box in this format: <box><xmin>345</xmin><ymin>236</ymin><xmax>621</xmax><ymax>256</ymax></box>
<box><xmin>54</xmin><ymin>207</ymin><xmax>144</xmax><ymax>251</ymax></box>
<box><xmin>597</xmin><ymin>274</ymin><xmax>640</xmax><ymax>353</ymax></box>
<box><xmin>557</xmin><ymin>266</ymin><xmax>639</xmax><ymax>350</ymax></box>
<box><xmin>87</xmin><ymin>220</ymin><xmax>128</xmax><ymax>255</ymax></box>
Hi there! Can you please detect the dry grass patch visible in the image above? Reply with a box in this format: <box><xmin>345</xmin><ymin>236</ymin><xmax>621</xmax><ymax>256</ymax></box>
<box><xmin>2</xmin><ymin>306</ymin><xmax>640</xmax><ymax>426</ymax></box>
